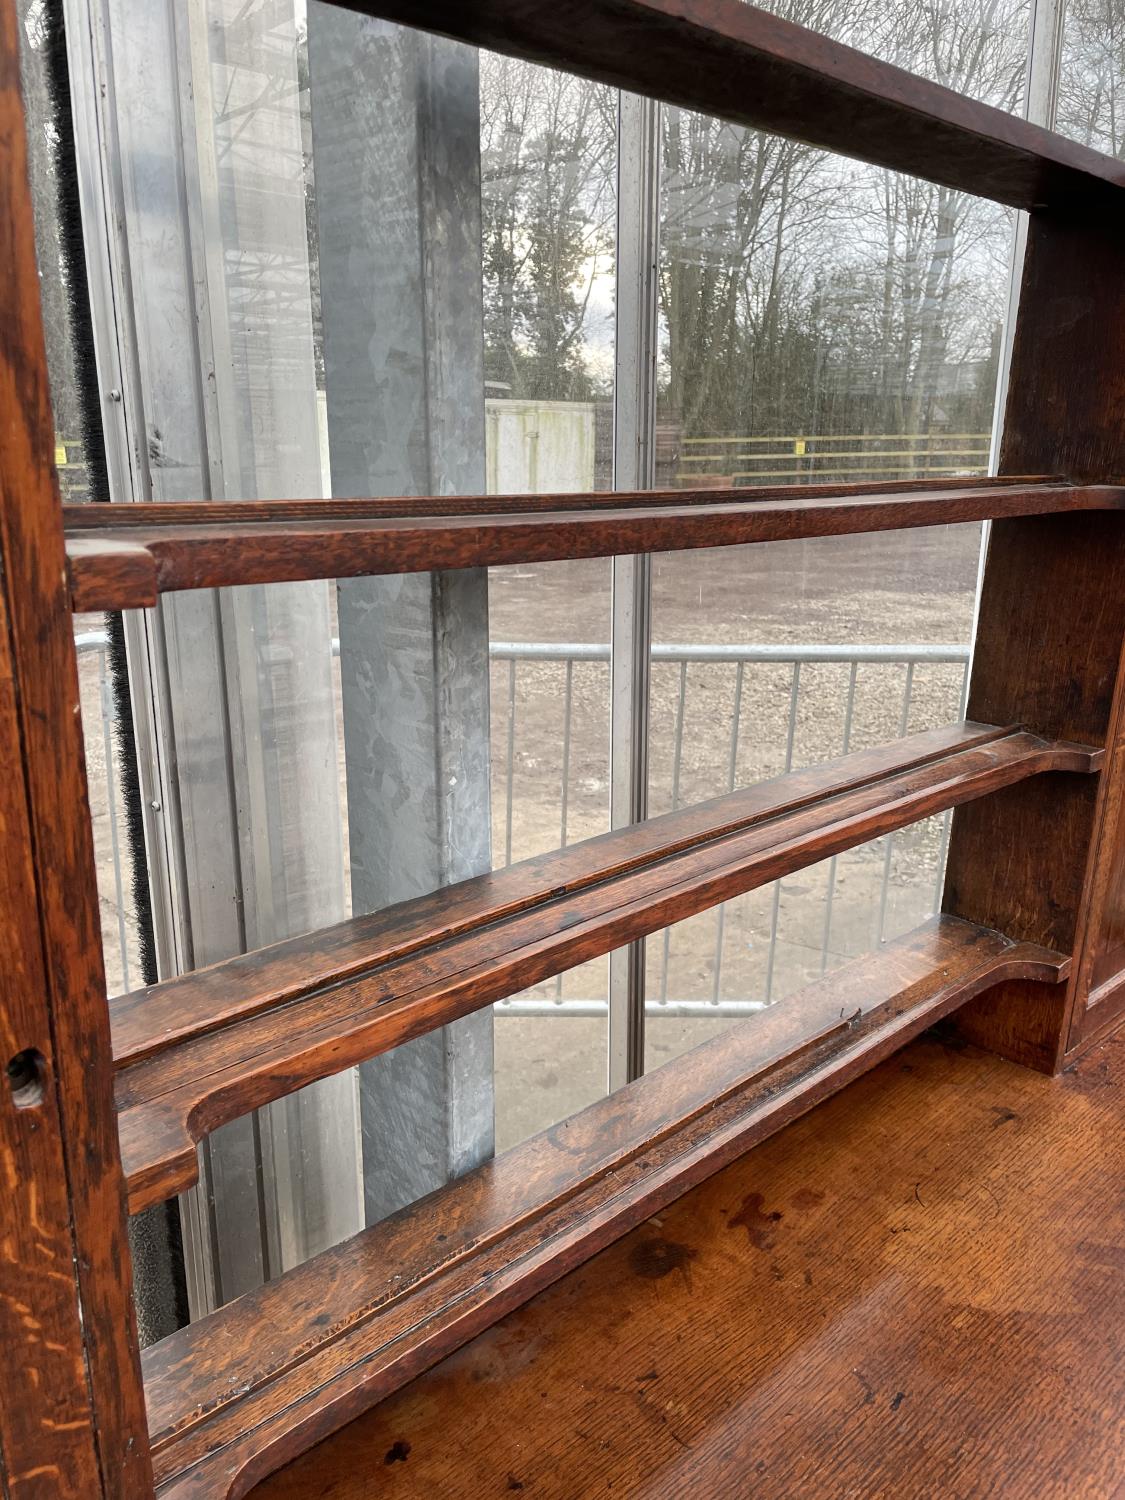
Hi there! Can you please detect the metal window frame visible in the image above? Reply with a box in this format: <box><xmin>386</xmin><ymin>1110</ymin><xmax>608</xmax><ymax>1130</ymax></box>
<box><xmin>62</xmin><ymin>0</ymin><xmax>219</xmax><ymax>1313</ymax></box>
<box><xmin>609</xmin><ymin>89</ymin><xmax>661</xmax><ymax>1090</ymax></box>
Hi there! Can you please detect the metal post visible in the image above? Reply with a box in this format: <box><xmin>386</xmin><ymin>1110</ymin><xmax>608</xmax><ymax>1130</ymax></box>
<box><xmin>307</xmin><ymin>5</ymin><xmax>494</xmax><ymax>1224</ymax></box>
<box><xmin>609</xmin><ymin>91</ymin><xmax>660</xmax><ymax>1090</ymax></box>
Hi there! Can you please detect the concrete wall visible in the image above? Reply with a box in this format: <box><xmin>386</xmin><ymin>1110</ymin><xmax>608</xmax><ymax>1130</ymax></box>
<box><xmin>318</xmin><ymin>394</ymin><xmax>597</xmax><ymax>499</ymax></box>
<box><xmin>486</xmin><ymin>399</ymin><xmax>596</xmax><ymax>495</ymax></box>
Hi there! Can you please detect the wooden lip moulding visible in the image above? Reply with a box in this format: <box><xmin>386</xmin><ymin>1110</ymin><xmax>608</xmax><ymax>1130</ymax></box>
<box><xmin>64</xmin><ymin>479</ymin><xmax>1125</xmax><ymax>609</ymax></box>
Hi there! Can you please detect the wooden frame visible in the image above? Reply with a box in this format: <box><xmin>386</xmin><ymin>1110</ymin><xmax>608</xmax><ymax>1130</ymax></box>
<box><xmin>3</xmin><ymin>0</ymin><xmax>1125</xmax><ymax>1495</ymax></box>
<box><xmin>0</xmin><ymin>5</ymin><xmax>152</xmax><ymax>1489</ymax></box>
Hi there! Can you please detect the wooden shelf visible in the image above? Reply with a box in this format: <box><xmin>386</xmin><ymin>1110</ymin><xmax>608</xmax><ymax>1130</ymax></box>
<box><xmin>247</xmin><ymin>1015</ymin><xmax>1125</xmax><ymax>1500</ymax></box>
<box><xmin>112</xmin><ymin>723</ymin><xmax>1100</xmax><ymax>1212</ymax></box>
<box><xmin>325</xmin><ymin>0</ymin><xmax>1125</xmax><ymax>211</ymax></box>
<box><xmin>64</xmin><ymin>480</ymin><xmax>1124</xmax><ymax>611</ymax></box>
<box><xmin>140</xmin><ymin>915</ymin><xmax>1070</xmax><ymax>1499</ymax></box>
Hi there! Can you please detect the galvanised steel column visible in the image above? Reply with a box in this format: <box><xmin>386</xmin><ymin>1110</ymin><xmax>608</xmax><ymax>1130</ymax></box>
<box><xmin>308</xmin><ymin>4</ymin><xmax>494</xmax><ymax>1223</ymax></box>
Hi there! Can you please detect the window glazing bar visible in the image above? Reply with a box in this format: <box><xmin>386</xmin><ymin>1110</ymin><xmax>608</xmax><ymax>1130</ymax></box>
<box><xmin>609</xmin><ymin>90</ymin><xmax>660</xmax><ymax>1091</ymax></box>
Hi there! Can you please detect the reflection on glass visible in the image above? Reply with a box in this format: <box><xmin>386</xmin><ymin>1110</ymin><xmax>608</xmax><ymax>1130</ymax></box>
<box><xmin>645</xmin><ymin>541</ymin><xmax>977</xmax><ymax>1073</ymax></box>
<box><xmin>480</xmin><ymin>54</ymin><xmax>617</xmax><ymax>1146</ymax></box>
<box><xmin>1058</xmin><ymin>0</ymin><xmax>1125</xmax><ymax>154</ymax></box>
<box><xmin>647</xmin><ymin>76</ymin><xmax>1013</xmax><ymax>1067</ymax></box>
<box><xmin>751</xmin><ymin>0</ymin><xmax>1030</xmax><ymax>111</ymax></box>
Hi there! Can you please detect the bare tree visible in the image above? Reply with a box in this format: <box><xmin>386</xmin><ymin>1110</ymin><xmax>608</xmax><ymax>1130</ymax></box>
<box><xmin>480</xmin><ymin>55</ymin><xmax>615</xmax><ymax>400</ymax></box>
<box><xmin>657</xmin><ymin>0</ymin><xmax>1027</xmax><ymax>453</ymax></box>
<box><xmin>1057</xmin><ymin>0</ymin><xmax>1125</xmax><ymax>156</ymax></box>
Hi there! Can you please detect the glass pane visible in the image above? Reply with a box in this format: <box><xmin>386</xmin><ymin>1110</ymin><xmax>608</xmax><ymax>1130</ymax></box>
<box><xmin>647</xmin><ymin>91</ymin><xmax>1012</xmax><ymax>1070</ymax></box>
<box><xmin>751</xmin><ymin>0</ymin><xmax>1031</xmax><ymax>111</ymax></box>
<box><xmin>481</xmin><ymin>51</ymin><xmax>616</xmax><ymax>1146</ymax></box>
<box><xmin>489</xmin><ymin>567</ymin><xmax>612</xmax><ymax>1151</ymax></box>
<box><xmin>85</xmin><ymin>0</ymin><xmax>619</xmax><ymax>1319</ymax></box>
<box><xmin>644</xmin><ymin>813</ymin><xmax>953</xmax><ymax>1069</ymax></box>
<box><xmin>1057</xmin><ymin>0</ymin><xmax>1125</xmax><ymax>154</ymax></box>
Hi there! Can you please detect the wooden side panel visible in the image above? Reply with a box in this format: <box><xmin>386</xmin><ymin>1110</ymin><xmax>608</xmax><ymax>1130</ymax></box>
<box><xmin>0</xmin><ymin>595</ymin><xmax>106</xmax><ymax>1495</ymax></box>
<box><xmin>1065</xmin><ymin>635</ymin><xmax>1125</xmax><ymax>1052</ymax></box>
<box><xmin>0</xmin><ymin>3</ymin><xmax>152</xmax><ymax>1493</ymax></box>
<box><xmin>944</xmin><ymin>211</ymin><xmax>1125</xmax><ymax>1071</ymax></box>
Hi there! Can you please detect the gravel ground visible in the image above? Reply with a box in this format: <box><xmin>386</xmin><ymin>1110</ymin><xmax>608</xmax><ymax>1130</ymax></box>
<box><xmin>78</xmin><ymin>521</ymin><xmax>983</xmax><ymax>1154</ymax></box>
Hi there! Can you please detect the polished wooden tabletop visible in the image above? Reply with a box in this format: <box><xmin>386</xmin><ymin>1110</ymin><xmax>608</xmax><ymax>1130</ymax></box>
<box><xmin>257</xmin><ymin>1028</ymin><xmax>1125</xmax><ymax>1499</ymax></box>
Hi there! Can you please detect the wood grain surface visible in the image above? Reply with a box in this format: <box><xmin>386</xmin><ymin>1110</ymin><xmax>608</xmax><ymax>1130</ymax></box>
<box><xmin>65</xmin><ymin>482</ymin><xmax>1122</xmax><ymax>611</ymax></box>
<box><xmin>0</xmin><ymin>1</ymin><xmax>152</xmax><ymax>1490</ymax></box>
<box><xmin>253</xmin><ymin>1027</ymin><xmax>1125</xmax><ymax>1500</ymax></box>
<box><xmin>141</xmin><ymin>917</ymin><xmax>1069</xmax><ymax>1498</ymax></box>
<box><xmin>58</xmin><ymin>474</ymin><xmax>1057</xmax><ymax>529</ymax></box>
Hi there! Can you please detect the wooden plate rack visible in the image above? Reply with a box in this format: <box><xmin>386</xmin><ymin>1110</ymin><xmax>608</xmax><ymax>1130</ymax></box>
<box><xmin>2</xmin><ymin>0</ymin><xmax>1124</xmax><ymax>1494</ymax></box>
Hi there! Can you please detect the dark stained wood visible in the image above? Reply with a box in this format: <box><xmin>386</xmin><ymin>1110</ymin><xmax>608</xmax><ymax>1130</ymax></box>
<box><xmin>2</xmin><ymin>0</ymin><xmax>1123</xmax><ymax>1491</ymax></box>
<box><xmin>68</xmin><ymin>534</ymin><xmax>161</xmax><ymax>613</ymax></box>
<box><xmin>142</xmin><ymin>917</ymin><xmax>1070</xmax><ymax>1499</ymax></box>
<box><xmin>1062</xmin><ymin>635</ymin><xmax>1125</xmax><ymax>1052</ymax></box>
<box><xmin>0</xmin><ymin>572</ymin><xmax>109</xmax><ymax>1496</ymax></box>
<box><xmin>320</xmin><ymin>0</ymin><xmax>1125</xmax><ymax>213</ymax></box>
<box><xmin>114</xmin><ymin>725</ymin><xmax>1099</xmax><ymax>1212</ymax></box>
<box><xmin>944</xmin><ymin>213</ymin><xmax>1125</xmax><ymax>1071</ymax></box>
<box><xmin>997</xmin><ymin>215</ymin><xmax>1125</xmax><ymax>485</ymax></box>
<box><xmin>253</xmin><ymin>1028</ymin><xmax>1125</xmax><ymax>1500</ymax></box>
<box><xmin>0</xmin><ymin>2</ymin><xmax>152</xmax><ymax>1491</ymax></box>
<box><xmin>64</xmin><ymin>481</ymin><xmax>1122</xmax><ymax>611</ymax></box>
<box><xmin>107</xmin><ymin>721</ymin><xmax>1040</xmax><ymax>1064</ymax></box>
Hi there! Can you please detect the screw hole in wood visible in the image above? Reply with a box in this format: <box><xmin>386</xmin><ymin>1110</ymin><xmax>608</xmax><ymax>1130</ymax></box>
<box><xmin>7</xmin><ymin>1049</ymin><xmax>46</xmax><ymax>1109</ymax></box>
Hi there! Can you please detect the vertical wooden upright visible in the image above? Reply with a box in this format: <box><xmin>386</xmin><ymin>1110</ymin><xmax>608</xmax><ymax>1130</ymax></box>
<box><xmin>1065</xmin><ymin>626</ymin><xmax>1125</xmax><ymax>1053</ymax></box>
<box><xmin>944</xmin><ymin>206</ymin><xmax>1125</xmax><ymax>1071</ymax></box>
<box><xmin>0</xmin><ymin>3</ymin><xmax>152</xmax><ymax>1493</ymax></box>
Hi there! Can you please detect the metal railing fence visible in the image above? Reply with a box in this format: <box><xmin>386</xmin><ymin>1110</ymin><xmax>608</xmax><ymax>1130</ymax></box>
<box><xmin>674</xmin><ymin>431</ymin><xmax>990</xmax><ymax>487</ymax></box>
